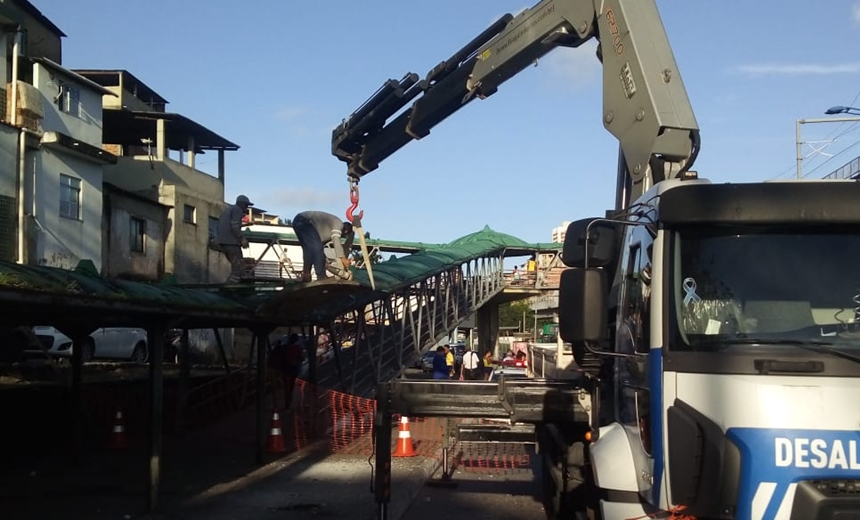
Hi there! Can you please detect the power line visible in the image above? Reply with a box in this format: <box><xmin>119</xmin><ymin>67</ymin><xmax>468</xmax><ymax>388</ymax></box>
<box><xmin>804</xmin><ymin>135</ymin><xmax>860</xmax><ymax>178</ymax></box>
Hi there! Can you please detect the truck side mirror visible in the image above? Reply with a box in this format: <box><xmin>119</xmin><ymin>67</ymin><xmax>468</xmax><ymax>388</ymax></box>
<box><xmin>562</xmin><ymin>218</ymin><xmax>619</xmax><ymax>269</ymax></box>
<box><xmin>558</xmin><ymin>268</ymin><xmax>607</xmax><ymax>344</ymax></box>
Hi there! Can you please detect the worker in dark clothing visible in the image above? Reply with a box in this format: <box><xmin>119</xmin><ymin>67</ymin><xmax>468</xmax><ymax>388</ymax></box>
<box><xmin>431</xmin><ymin>346</ymin><xmax>450</xmax><ymax>380</ymax></box>
<box><xmin>268</xmin><ymin>333</ymin><xmax>304</xmax><ymax>412</ymax></box>
<box><xmin>292</xmin><ymin>210</ymin><xmax>355</xmax><ymax>282</ymax></box>
<box><xmin>217</xmin><ymin>194</ymin><xmax>253</xmax><ymax>283</ymax></box>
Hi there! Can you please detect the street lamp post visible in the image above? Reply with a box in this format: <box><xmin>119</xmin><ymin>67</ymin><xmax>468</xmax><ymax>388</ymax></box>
<box><xmin>796</xmin><ymin>106</ymin><xmax>860</xmax><ymax>179</ymax></box>
<box><xmin>826</xmin><ymin>106</ymin><xmax>860</xmax><ymax>116</ymax></box>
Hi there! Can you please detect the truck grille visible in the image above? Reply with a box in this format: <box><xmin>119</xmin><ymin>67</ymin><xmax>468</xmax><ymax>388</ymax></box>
<box><xmin>808</xmin><ymin>479</ymin><xmax>860</xmax><ymax>497</ymax></box>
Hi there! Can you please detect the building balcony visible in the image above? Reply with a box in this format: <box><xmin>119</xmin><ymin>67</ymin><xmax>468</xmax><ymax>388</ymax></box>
<box><xmin>101</xmin><ymin>109</ymin><xmax>239</xmax><ymax>182</ymax></box>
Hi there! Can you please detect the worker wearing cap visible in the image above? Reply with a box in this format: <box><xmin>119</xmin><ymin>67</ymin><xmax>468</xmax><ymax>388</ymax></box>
<box><xmin>292</xmin><ymin>210</ymin><xmax>355</xmax><ymax>282</ymax></box>
<box><xmin>217</xmin><ymin>194</ymin><xmax>253</xmax><ymax>283</ymax></box>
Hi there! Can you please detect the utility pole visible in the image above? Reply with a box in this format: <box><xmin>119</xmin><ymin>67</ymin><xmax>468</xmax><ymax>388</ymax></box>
<box><xmin>796</xmin><ymin>114</ymin><xmax>860</xmax><ymax>179</ymax></box>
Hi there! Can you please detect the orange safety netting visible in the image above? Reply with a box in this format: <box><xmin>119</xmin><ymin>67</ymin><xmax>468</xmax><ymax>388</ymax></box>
<box><xmin>287</xmin><ymin>380</ymin><xmax>531</xmax><ymax>473</ymax></box>
<box><xmin>82</xmin><ymin>375</ymin><xmax>532</xmax><ymax>475</ymax></box>
<box><xmin>455</xmin><ymin>442</ymin><xmax>532</xmax><ymax>473</ymax></box>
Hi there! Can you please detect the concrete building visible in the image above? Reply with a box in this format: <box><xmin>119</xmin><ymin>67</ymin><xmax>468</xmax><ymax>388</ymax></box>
<box><xmin>551</xmin><ymin>221</ymin><xmax>570</xmax><ymax>244</ymax></box>
<box><xmin>101</xmin><ymin>182</ymin><xmax>169</xmax><ymax>281</ymax></box>
<box><xmin>0</xmin><ymin>1</ymin><xmax>117</xmax><ymax>271</ymax></box>
<box><xmin>75</xmin><ymin>69</ymin><xmax>240</xmax><ymax>283</ymax></box>
<box><xmin>0</xmin><ymin>3</ymin><xmax>240</xmax><ymax>286</ymax></box>
<box><xmin>0</xmin><ymin>1</ymin><xmax>64</xmax><ymax>264</ymax></box>
<box><xmin>25</xmin><ymin>59</ymin><xmax>117</xmax><ymax>271</ymax></box>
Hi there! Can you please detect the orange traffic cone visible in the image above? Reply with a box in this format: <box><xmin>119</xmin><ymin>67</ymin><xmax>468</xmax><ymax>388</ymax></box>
<box><xmin>393</xmin><ymin>415</ymin><xmax>416</xmax><ymax>457</ymax></box>
<box><xmin>266</xmin><ymin>409</ymin><xmax>287</xmax><ymax>453</ymax></box>
<box><xmin>109</xmin><ymin>410</ymin><xmax>128</xmax><ymax>450</ymax></box>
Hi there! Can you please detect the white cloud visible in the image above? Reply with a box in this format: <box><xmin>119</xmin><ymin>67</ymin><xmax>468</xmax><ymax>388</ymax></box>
<box><xmin>853</xmin><ymin>2</ymin><xmax>860</xmax><ymax>24</ymax></box>
<box><xmin>735</xmin><ymin>63</ymin><xmax>860</xmax><ymax>76</ymax></box>
<box><xmin>541</xmin><ymin>40</ymin><xmax>601</xmax><ymax>89</ymax></box>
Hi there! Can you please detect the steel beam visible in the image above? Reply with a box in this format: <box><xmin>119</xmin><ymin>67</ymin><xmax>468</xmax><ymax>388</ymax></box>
<box><xmin>456</xmin><ymin>423</ymin><xmax>536</xmax><ymax>444</ymax></box>
<box><xmin>384</xmin><ymin>379</ymin><xmax>592</xmax><ymax>424</ymax></box>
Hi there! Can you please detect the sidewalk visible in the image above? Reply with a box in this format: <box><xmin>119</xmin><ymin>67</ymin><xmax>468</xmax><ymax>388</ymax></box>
<box><xmin>1</xmin><ymin>376</ymin><xmax>447</xmax><ymax>520</ymax></box>
<box><xmin>138</xmin><ymin>409</ymin><xmax>443</xmax><ymax>520</ymax></box>
<box><xmin>146</xmin><ymin>445</ymin><xmax>439</xmax><ymax>520</ymax></box>
<box><xmin>2</xmin><ymin>404</ymin><xmax>439</xmax><ymax>520</ymax></box>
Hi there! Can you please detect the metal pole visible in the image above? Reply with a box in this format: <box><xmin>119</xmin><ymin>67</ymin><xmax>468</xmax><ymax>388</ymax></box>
<box><xmin>70</xmin><ymin>333</ymin><xmax>85</xmax><ymax>465</ymax></box>
<box><xmin>255</xmin><ymin>329</ymin><xmax>268</xmax><ymax>464</ymax></box>
<box><xmin>374</xmin><ymin>383</ymin><xmax>392</xmax><ymax>520</ymax></box>
<box><xmin>213</xmin><ymin>328</ymin><xmax>231</xmax><ymax>374</ymax></box>
<box><xmin>796</xmin><ymin>119</ymin><xmax>803</xmax><ymax>179</ymax></box>
<box><xmin>305</xmin><ymin>325</ymin><xmax>318</xmax><ymax>385</ymax></box>
<box><xmin>441</xmin><ymin>417</ymin><xmax>450</xmax><ymax>479</ymax></box>
<box><xmin>147</xmin><ymin>322</ymin><xmax>165</xmax><ymax>513</ymax></box>
<box><xmin>175</xmin><ymin>329</ymin><xmax>190</xmax><ymax>436</ymax></box>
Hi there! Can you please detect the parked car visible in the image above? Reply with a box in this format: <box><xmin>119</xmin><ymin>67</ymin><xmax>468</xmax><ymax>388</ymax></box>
<box><xmin>28</xmin><ymin>326</ymin><xmax>149</xmax><ymax>363</ymax></box>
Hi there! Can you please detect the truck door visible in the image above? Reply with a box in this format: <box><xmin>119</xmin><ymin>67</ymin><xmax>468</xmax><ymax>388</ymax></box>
<box><xmin>615</xmin><ymin>223</ymin><xmax>656</xmax><ymax>503</ymax></box>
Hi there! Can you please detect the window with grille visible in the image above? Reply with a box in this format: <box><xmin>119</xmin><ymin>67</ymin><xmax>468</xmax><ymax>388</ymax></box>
<box><xmin>184</xmin><ymin>204</ymin><xmax>196</xmax><ymax>224</ymax></box>
<box><xmin>130</xmin><ymin>217</ymin><xmax>146</xmax><ymax>253</ymax></box>
<box><xmin>59</xmin><ymin>83</ymin><xmax>81</xmax><ymax>118</ymax></box>
<box><xmin>59</xmin><ymin>174</ymin><xmax>81</xmax><ymax>220</ymax></box>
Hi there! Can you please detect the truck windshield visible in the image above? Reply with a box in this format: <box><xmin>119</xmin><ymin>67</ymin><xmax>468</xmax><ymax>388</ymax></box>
<box><xmin>670</xmin><ymin>226</ymin><xmax>860</xmax><ymax>353</ymax></box>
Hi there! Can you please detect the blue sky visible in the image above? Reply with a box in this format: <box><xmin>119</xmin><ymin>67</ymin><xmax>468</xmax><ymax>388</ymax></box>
<box><xmin>38</xmin><ymin>0</ymin><xmax>860</xmax><ymax>244</ymax></box>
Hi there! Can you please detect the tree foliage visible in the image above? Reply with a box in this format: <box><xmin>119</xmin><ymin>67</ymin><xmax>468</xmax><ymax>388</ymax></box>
<box><xmin>499</xmin><ymin>300</ymin><xmax>535</xmax><ymax>330</ymax></box>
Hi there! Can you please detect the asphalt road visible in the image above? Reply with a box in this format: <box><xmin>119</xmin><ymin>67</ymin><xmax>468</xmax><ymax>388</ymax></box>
<box><xmin>404</xmin><ymin>444</ymin><xmax>547</xmax><ymax>520</ymax></box>
<box><xmin>395</xmin><ymin>367</ymin><xmax>550</xmax><ymax>520</ymax></box>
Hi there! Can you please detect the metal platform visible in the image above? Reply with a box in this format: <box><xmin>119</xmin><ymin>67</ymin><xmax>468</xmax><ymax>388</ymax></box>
<box><xmin>383</xmin><ymin>379</ymin><xmax>593</xmax><ymax>424</ymax></box>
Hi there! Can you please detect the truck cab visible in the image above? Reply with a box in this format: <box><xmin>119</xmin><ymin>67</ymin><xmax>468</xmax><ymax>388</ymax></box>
<box><xmin>560</xmin><ymin>178</ymin><xmax>860</xmax><ymax>518</ymax></box>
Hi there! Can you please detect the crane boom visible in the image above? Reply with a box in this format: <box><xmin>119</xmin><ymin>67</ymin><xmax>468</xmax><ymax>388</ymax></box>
<box><xmin>331</xmin><ymin>0</ymin><xmax>700</xmax><ymax>208</ymax></box>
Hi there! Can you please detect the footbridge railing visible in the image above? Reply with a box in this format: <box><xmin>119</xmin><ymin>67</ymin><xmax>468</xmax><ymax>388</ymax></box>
<box><xmin>317</xmin><ymin>253</ymin><xmax>505</xmax><ymax>397</ymax></box>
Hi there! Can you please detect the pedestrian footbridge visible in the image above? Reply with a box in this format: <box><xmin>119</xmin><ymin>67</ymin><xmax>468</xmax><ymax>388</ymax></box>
<box><xmin>0</xmin><ymin>226</ymin><xmax>563</xmax><ymax>397</ymax></box>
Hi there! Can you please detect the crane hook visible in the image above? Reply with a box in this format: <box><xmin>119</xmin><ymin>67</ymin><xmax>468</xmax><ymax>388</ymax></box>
<box><xmin>346</xmin><ymin>181</ymin><xmax>364</xmax><ymax>223</ymax></box>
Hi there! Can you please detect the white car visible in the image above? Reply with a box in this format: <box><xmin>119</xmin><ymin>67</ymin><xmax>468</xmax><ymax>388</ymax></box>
<box><xmin>29</xmin><ymin>326</ymin><xmax>149</xmax><ymax>363</ymax></box>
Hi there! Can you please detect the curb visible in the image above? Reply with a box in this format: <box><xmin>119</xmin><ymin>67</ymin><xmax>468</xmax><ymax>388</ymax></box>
<box><xmin>388</xmin><ymin>452</ymin><xmax>443</xmax><ymax>520</ymax></box>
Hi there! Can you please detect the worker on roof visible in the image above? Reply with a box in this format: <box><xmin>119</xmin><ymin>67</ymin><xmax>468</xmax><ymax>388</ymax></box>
<box><xmin>292</xmin><ymin>210</ymin><xmax>355</xmax><ymax>282</ymax></box>
<box><xmin>216</xmin><ymin>194</ymin><xmax>253</xmax><ymax>283</ymax></box>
